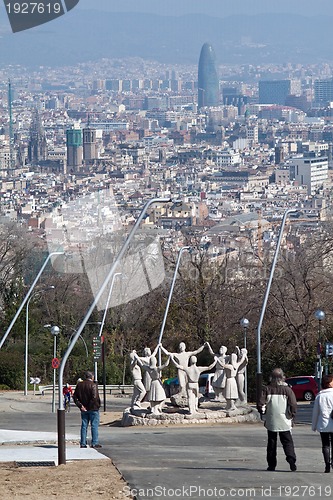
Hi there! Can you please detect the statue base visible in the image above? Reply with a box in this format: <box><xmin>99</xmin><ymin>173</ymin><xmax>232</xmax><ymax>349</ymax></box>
<box><xmin>170</xmin><ymin>392</ymin><xmax>188</xmax><ymax>408</ymax></box>
<box><xmin>121</xmin><ymin>399</ymin><xmax>261</xmax><ymax>427</ymax></box>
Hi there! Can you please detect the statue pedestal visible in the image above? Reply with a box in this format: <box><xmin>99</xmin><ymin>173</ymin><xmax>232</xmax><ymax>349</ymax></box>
<box><xmin>121</xmin><ymin>400</ymin><xmax>260</xmax><ymax>427</ymax></box>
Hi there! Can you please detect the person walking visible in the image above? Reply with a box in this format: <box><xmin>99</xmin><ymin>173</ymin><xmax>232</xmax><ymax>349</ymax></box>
<box><xmin>73</xmin><ymin>371</ymin><xmax>102</xmax><ymax>449</ymax></box>
<box><xmin>258</xmin><ymin>368</ymin><xmax>297</xmax><ymax>472</ymax></box>
<box><xmin>311</xmin><ymin>374</ymin><xmax>333</xmax><ymax>473</ymax></box>
<box><xmin>63</xmin><ymin>383</ymin><xmax>73</xmax><ymax>412</ymax></box>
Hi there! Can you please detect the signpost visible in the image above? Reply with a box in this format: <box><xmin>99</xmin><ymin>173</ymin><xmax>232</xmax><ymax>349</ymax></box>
<box><xmin>52</xmin><ymin>357</ymin><xmax>60</xmax><ymax>369</ymax></box>
<box><xmin>29</xmin><ymin>376</ymin><xmax>41</xmax><ymax>396</ymax></box>
<box><xmin>93</xmin><ymin>336</ymin><xmax>102</xmax><ymax>360</ymax></box>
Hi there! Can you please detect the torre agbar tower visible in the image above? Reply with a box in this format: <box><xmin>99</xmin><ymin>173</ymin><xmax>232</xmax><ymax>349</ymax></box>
<box><xmin>198</xmin><ymin>42</ymin><xmax>219</xmax><ymax>109</ymax></box>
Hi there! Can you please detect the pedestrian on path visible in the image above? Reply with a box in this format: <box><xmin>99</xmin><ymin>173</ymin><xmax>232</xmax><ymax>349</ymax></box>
<box><xmin>73</xmin><ymin>371</ymin><xmax>102</xmax><ymax>449</ymax></box>
<box><xmin>311</xmin><ymin>374</ymin><xmax>333</xmax><ymax>473</ymax></box>
<box><xmin>258</xmin><ymin>367</ymin><xmax>297</xmax><ymax>472</ymax></box>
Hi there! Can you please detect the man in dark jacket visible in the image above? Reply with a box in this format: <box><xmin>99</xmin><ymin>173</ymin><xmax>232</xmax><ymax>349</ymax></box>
<box><xmin>258</xmin><ymin>368</ymin><xmax>297</xmax><ymax>472</ymax></box>
<box><xmin>73</xmin><ymin>371</ymin><xmax>101</xmax><ymax>448</ymax></box>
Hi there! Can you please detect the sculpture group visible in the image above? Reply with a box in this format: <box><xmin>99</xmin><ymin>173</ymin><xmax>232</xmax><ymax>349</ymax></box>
<box><xmin>129</xmin><ymin>341</ymin><xmax>248</xmax><ymax>415</ymax></box>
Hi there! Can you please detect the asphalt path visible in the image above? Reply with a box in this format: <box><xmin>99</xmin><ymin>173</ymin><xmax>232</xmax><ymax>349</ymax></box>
<box><xmin>0</xmin><ymin>394</ymin><xmax>331</xmax><ymax>500</ymax></box>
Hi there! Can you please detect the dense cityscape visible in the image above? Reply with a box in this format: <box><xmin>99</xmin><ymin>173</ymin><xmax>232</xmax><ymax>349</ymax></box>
<box><xmin>2</xmin><ymin>2</ymin><xmax>333</xmax><ymax>495</ymax></box>
<box><xmin>2</xmin><ymin>47</ymin><xmax>333</xmax><ymax>262</ymax></box>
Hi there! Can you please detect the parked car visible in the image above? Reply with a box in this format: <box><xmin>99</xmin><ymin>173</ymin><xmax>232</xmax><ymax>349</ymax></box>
<box><xmin>163</xmin><ymin>376</ymin><xmax>179</xmax><ymax>398</ymax></box>
<box><xmin>285</xmin><ymin>376</ymin><xmax>318</xmax><ymax>401</ymax></box>
<box><xmin>163</xmin><ymin>373</ymin><xmax>215</xmax><ymax>398</ymax></box>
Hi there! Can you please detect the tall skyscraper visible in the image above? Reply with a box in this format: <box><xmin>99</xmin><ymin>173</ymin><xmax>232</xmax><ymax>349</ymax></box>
<box><xmin>198</xmin><ymin>43</ymin><xmax>219</xmax><ymax>109</ymax></box>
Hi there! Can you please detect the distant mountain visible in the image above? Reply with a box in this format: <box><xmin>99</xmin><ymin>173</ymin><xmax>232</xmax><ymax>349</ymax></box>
<box><xmin>0</xmin><ymin>10</ymin><xmax>333</xmax><ymax>67</ymax></box>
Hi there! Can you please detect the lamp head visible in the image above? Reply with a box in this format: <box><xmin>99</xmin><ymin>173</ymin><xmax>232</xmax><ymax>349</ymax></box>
<box><xmin>50</xmin><ymin>326</ymin><xmax>60</xmax><ymax>336</ymax></box>
<box><xmin>240</xmin><ymin>318</ymin><xmax>250</xmax><ymax>329</ymax></box>
<box><xmin>314</xmin><ymin>310</ymin><xmax>325</xmax><ymax>321</ymax></box>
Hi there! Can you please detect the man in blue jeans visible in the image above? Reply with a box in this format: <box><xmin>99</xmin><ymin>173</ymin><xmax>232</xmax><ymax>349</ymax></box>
<box><xmin>73</xmin><ymin>371</ymin><xmax>101</xmax><ymax>448</ymax></box>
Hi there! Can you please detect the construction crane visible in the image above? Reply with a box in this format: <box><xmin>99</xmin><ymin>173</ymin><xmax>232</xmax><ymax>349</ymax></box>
<box><xmin>8</xmin><ymin>79</ymin><xmax>14</xmax><ymax>175</ymax></box>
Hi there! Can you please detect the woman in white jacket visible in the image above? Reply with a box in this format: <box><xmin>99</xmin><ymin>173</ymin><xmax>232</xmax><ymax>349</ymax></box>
<box><xmin>311</xmin><ymin>374</ymin><xmax>333</xmax><ymax>473</ymax></box>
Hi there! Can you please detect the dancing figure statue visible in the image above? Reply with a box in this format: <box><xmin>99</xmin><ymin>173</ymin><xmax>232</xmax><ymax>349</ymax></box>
<box><xmin>170</xmin><ymin>354</ymin><xmax>216</xmax><ymax>414</ymax></box>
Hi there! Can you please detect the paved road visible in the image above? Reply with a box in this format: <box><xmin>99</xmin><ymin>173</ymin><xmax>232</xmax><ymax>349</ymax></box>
<box><xmin>0</xmin><ymin>393</ymin><xmax>330</xmax><ymax>500</ymax></box>
<box><xmin>98</xmin><ymin>422</ymin><xmax>331</xmax><ymax>500</ymax></box>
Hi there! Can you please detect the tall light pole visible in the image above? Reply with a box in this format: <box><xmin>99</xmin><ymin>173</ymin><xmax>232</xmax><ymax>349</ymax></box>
<box><xmin>49</xmin><ymin>325</ymin><xmax>60</xmax><ymax>413</ymax></box>
<box><xmin>256</xmin><ymin>208</ymin><xmax>296</xmax><ymax>407</ymax></box>
<box><xmin>68</xmin><ymin>331</ymin><xmax>89</xmax><ymax>358</ymax></box>
<box><xmin>240</xmin><ymin>318</ymin><xmax>249</xmax><ymax>403</ymax></box>
<box><xmin>57</xmin><ymin>197</ymin><xmax>173</xmax><ymax>465</ymax></box>
<box><xmin>94</xmin><ymin>272</ymin><xmax>122</xmax><ymax>383</ymax></box>
<box><xmin>240</xmin><ymin>318</ymin><xmax>249</xmax><ymax>350</ymax></box>
<box><xmin>0</xmin><ymin>251</ymin><xmax>64</xmax><ymax>350</ymax></box>
<box><xmin>157</xmin><ymin>246</ymin><xmax>191</xmax><ymax>366</ymax></box>
<box><xmin>314</xmin><ymin>309</ymin><xmax>325</xmax><ymax>391</ymax></box>
<box><xmin>67</xmin><ymin>323</ymin><xmax>101</xmax><ymax>359</ymax></box>
<box><xmin>24</xmin><ymin>286</ymin><xmax>55</xmax><ymax>396</ymax></box>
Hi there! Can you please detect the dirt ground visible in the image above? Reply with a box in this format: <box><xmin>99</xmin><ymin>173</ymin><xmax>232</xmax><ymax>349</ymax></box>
<box><xmin>0</xmin><ymin>459</ymin><xmax>132</xmax><ymax>499</ymax></box>
<box><xmin>0</xmin><ymin>411</ymin><xmax>134</xmax><ymax>500</ymax></box>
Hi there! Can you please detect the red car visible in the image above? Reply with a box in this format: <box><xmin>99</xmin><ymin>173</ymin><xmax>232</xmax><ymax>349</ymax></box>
<box><xmin>285</xmin><ymin>376</ymin><xmax>318</xmax><ymax>401</ymax></box>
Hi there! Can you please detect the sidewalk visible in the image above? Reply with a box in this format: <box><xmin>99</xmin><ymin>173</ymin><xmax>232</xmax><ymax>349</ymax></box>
<box><xmin>0</xmin><ymin>391</ymin><xmax>108</xmax><ymax>465</ymax></box>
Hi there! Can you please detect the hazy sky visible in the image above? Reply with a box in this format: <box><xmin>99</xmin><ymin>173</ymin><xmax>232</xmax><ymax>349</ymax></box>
<box><xmin>78</xmin><ymin>0</ymin><xmax>333</xmax><ymax>17</ymax></box>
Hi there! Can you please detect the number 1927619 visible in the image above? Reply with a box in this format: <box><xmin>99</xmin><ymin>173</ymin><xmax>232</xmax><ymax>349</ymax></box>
<box><xmin>277</xmin><ymin>485</ymin><xmax>331</xmax><ymax>497</ymax></box>
<box><xmin>5</xmin><ymin>2</ymin><xmax>62</xmax><ymax>15</ymax></box>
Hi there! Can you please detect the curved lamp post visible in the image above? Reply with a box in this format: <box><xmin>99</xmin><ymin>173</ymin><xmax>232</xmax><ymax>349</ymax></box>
<box><xmin>0</xmin><ymin>251</ymin><xmax>64</xmax><ymax>350</ymax></box>
<box><xmin>256</xmin><ymin>208</ymin><xmax>296</xmax><ymax>407</ymax></box>
<box><xmin>67</xmin><ymin>322</ymin><xmax>102</xmax><ymax>359</ymax></box>
<box><xmin>157</xmin><ymin>246</ymin><xmax>191</xmax><ymax>366</ymax></box>
<box><xmin>94</xmin><ymin>272</ymin><xmax>122</xmax><ymax>383</ymax></box>
<box><xmin>24</xmin><ymin>286</ymin><xmax>55</xmax><ymax>396</ymax></box>
<box><xmin>314</xmin><ymin>309</ymin><xmax>325</xmax><ymax>390</ymax></box>
<box><xmin>57</xmin><ymin>197</ymin><xmax>173</xmax><ymax>465</ymax></box>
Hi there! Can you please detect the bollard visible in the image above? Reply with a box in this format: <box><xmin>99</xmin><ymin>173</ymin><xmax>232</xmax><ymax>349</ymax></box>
<box><xmin>57</xmin><ymin>408</ymin><xmax>66</xmax><ymax>465</ymax></box>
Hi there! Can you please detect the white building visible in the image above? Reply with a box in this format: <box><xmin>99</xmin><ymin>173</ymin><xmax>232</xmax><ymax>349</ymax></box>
<box><xmin>289</xmin><ymin>155</ymin><xmax>328</xmax><ymax>195</ymax></box>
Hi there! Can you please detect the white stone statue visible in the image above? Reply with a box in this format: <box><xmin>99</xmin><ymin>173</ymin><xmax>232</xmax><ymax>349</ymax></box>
<box><xmin>170</xmin><ymin>354</ymin><xmax>216</xmax><ymax>414</ymax></box>
<box><xmin>235</xmin><ymin>346</ymin><xmax>248</xmax><ymax>403</ymax></box>
<box><xmin>138</xmin><ymin>345</ymin><xmax>159</xmax><ymax>400</ymax></box>
<box><xmin>161</xmin><ymin>341</ymin><xmax>207</xmax><ymax>397</ymax></box>
<box><xmin>129</xmin><ymin>350</ymin><xmax>146</xmax><ymax>409</ymax></box>
<box><xmin>223</xmin><ymin>351</ymin><xmax>247</xmax><ymax>411</ymax></box>
<box><xmin>206</xmin><ymin>343</ymin><xmax>229</xmax><ymax>400</ymax></box>
<box><xmin>133</xmin><ymin>352</ymin><xmax>170</xmax><ymax>414</ymax></box>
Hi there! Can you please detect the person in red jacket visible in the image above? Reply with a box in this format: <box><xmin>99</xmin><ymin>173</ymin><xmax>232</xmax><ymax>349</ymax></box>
<box><xmin>63</xmin><ymin>383</ymin><xmax>73</xmax><ymax>412</ymax></box>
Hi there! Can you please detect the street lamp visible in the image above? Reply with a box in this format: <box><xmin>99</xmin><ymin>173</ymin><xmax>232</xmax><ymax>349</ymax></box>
<box><xmin>240</xmin><ymin>318</ymin><xmax>250</xmax><ymax>350</ymax></box>
<box><xmin>314</xmin><ymin>309</ymin><xmax>325</xmax><ymax>391</ymax></box>
<box><xmin>157</xmin><ymin>246</ymin><xmax>191</xmax><ymax>366</ymax></box>
<box><xmin>68</xmin><ymin>331</ymin><xmax>89</xmax><ymax>358</ymax></box>
<box><xmin>57</xmin><ymin>197</ymin><xmax>173</xmax><ymax>465</ymax></box>
<box><xmin>95</xmin><ymin>273</ymin><xmax>122</xmax><ymax>383</ymax></box>
<box><xmin>95</xmin><ymin>273</ymin><xmax>123</xmax><ymax>412</ymax></box>
<box><xmin>24</xmin><ymin>286</ymin><xmax>55</xmax><ymax>396</ymax></box>
<box><xmin>0</xmin><ymin>251</ymin><xmax>64</xmax><ymax>350</ymax></box>
<box><xmin>240</xmin><ymin>318</ymin><xmax>249</xmax><ymax>402</ymax></box>
<box><xmin>67</xmin><ymin>322</ymin><xmax>101</xmax><ymax>359</ymax></box>
<box><xmin>256</xmin><ymin>208</ymin><xmax>296</xmax><ymax>408</ymax></box>
<box><xmin>44</xmin><ymin>325</ymin><xmax>60</xmax><ymax>413</ymax></box>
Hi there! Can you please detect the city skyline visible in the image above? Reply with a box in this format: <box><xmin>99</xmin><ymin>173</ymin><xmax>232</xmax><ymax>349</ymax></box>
<box><xmin>1</xmin><ymin>5</ymin><xmax>333</xmax><ymax>67</ymax></box>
